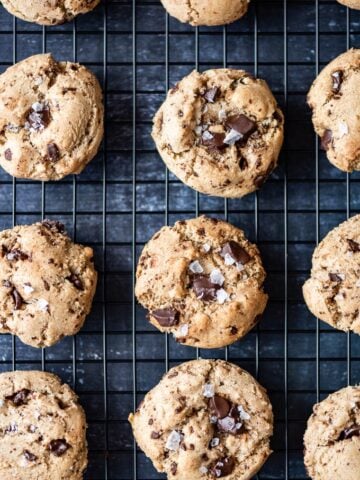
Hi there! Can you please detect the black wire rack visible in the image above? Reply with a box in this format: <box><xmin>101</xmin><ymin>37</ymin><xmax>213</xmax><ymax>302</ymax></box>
<box><xmin>0</xmin><ymin>1</ymin><xmax>360</xmax><ymax>479</ymax></box>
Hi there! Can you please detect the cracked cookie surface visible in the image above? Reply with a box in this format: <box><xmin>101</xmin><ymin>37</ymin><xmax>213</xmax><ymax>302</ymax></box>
<box><xmin>304</xmin><ymin>386</ymin><xmax>360</xmax><ymax>480</ymax></box>
<box><xmin>129</xmin><ymin>359</ymin><xmax>273</xmax><ymax>480</ymax></box>
<box><xmin>135</xmin><ymin>216</ymin><xmax>268</xmax><ymax>349</ymax></box>
<box><xmin>303</xmin><ymin>214</ymin><xmax>360</xmax><ymax>334</ymax></box>
<box><xmin>1</xmin><ymin>0</ymin><xmax>100</xmax><ymax>25</ymax></box>
<box><xmin>160</xmin><ymin>0</ymin><xmax>250</xmax><ymax>26</ymax></box>
<box><xmin>0</xmin><ymin>370</ymin><xmax>87</xmax><ymax>480</ymax></box>
<box><xmin>0</xmin><ymin>53</ymin><xmax>103</xmax><ymax>181</ymax></box>
<box><xmin>308</xmin><ymin>48</ymin><xmax>360</xmax><ymax>172</ymax></box>
<box><xmin>152</xmin><ymin>69</ymin><xmax>284</xmax><ymax>198</ymax></box>
<box><xmin>0</xmin><ymin>220</ymin><xmax>97</xmax><ymax>348</ymax></box>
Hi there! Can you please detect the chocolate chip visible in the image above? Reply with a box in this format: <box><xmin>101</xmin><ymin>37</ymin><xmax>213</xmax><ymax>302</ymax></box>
<box><xmin>201</xmin><ymin>131</ymin><xmax>226</xmax><ymax>151</ymax></box>
<box><xmin>48</xmin><ymin>439</ymin><xmax>70</xmax><ymax>456</ymax></box>
<box><xmin>170</xmin><ymin>462</ymin><xmax>177</xmax><ymax>475</ymax></box>
<box><xmin>239</xmin><ymin>157</ymin><xmax>248</xmax><ymax>170</ymax></box>
<box><xmin>152</xmin><ymin>308</ymin><xmax>179</xmax><ymax>327</ymax></box>
<box><xmin>41</xmin><ymin>219</ymin><xmax>65</xmax><ymax>234</ymax></box>
<box><xmin>321</xmin><ymin>129</ymin><xmax>333</xmax><ymax>151</ymax></box>
<box><xmin>6</xmin><ymin>389</ymin><xmax>31</xmax><ymax>406</ymax></box>
<box><xmin>230</xmin><ymin>326</ymin><xmax>238</xmax><ymax>335</ymax></box>
<box><xmin>329</xmin><ymin>273</ymin><xmax>343</xmax><ymax>282</ymax></box>
<box><xmin>11</xmin><ymin>288</ymin><xmax>24</xmax><ymax>310</ymax></box>
<box><xmin>27</xmin><ymin>104</ymin><xmax>50</xmax><ymax>131</ymax></box>
<box><xmin>191</xmin><ymin>274</ymin><xmax>220</xmax><ymax>301</ymax></box>
<box><xmin>210</xmin><ymin>457</ymin><xmax>235</xmax><ymax>478</ymax></box>
<box><xmin>204</xmin><ymin>86</ymin><xmax>219</xmax><ymax>103</ymax></box>
<box><xmin>47</xmin><ymin>143</ymin><xmax>60</xmax><ymax>162</ymax></box>
<box><xmin>66</xmin><ymin>273</ymin><xmax>84</xmax><ymax>291</ymax></box>
<box><xmin>151</xmin><ymin>431</ymin><xmax>160</xmax><ymax>439</ymax></box>
<box><xmin>339</xmin><ymin>425</ymin><xmax>360</xmax><ymax>440</ymax></box>
<box><xmin>24</xmin><ymin>450</ymin><xmax>37</xmax><ymax>462</ymax></box>
<box><xmin>6</xmin><ymin>249</ymin><xmax>29</xmax><ymax>261</ymax></box>
<box><xmin>226</xmin><ymin>114</ymin><xmax>256</xmax><ymax>143</ymax></box>
<box><xmin>210</xmin><ymin>396</ymin><xmax>230</xmax><ymax>418</ymax></box>
<box><xmin>331</xmin><ymin>70</ymin><xmax>343</xmax><ymax>94</ymax></box>
<box><xmin>347</xmin><ymin>239</ymin><xmax>360</xmax><ymax>253</ymax></box>
<box><xmin>4</xmin><ymin>148</ymin><xmax>12</xmax><ymax>161</ymax></box>
<box><xmin>221</xmin><ymin>241</ymin><xmax>251</xmax><ymax>265</ymax></box>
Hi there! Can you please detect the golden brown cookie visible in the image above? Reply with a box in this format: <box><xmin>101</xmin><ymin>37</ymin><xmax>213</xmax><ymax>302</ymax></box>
<box><xmin>129</xmin><ymin>359</ymin><xmax>273</xmax><ymax>480</ymax></box>
<box><xmin>337</xmin><ymin>0</ymin><xmax>360</xmax><ymax>9</ymax></box>
<box><xmin>135</xmin><ymin>216</ymin><xmax>268</xmax><ymax>349</ymax></box>
<box><xmin>152</xmin><ymin>69</ymin><xmax>284</xmax><ymax>198</ymax></box>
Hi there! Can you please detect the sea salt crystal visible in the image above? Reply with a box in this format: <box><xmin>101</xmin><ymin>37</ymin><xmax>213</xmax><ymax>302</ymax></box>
<box><xmin>238</xmin><ymin>405</ymin><xmax>251</xmax><ymax>421</ymax></box>
<box><xmin>23</xmin><ymin>284</ymin><xmax>34</xmax><ymax>295</ymax></box>
<box><xmin>338</xmin><ymin>121</ymin><xmax>349</xmax><ymax>138</ymax></box>
<box><xmin>37</xmin><ymin>298</ymin><xmax>49</xmax><ymax>312</ymax></box>
<box><xmin>176</xmin><ymin>324</ymin><xmax>189</xmax><ymax>338</ymax></box>
<box><xmin>165</xmin><ymin>430</ymin><xmax>182</xmax><ymax>451</ymax></box>
<box><xmin>210</xmin><ymin>437</ymin><xmax>220</xmax><ymax>448</ymax></box>
<box><xmin>334</xmin><ymin>293</ymin><xmax>345</xmax><ymax>302</ymax></box>
<box><xmin>203</xmin><ymin>243</ymin><xmax>211</xmax><ymax>253</ymax></box>
<box><xmin>337</xmin><ymin>273</ymin><xmax>345</xmax><ymax>281</ymax></box>
<box><xmin>195</xmin><ymin>126</ymin><xmax>203</xmax><ymax>136</ymax></box>
<box><xmin>6</xmin><ymin>124</ymin><xmax>20</xmax><ymax>133</ymax></box>
<box><xmin>210</xmin><ymin>415</ymin><xmax>218</xmax><ymax>424</ymax></box>
<box><xmin>218</xmin><ymin>109</ymin><xmax>227</xmax><ymax>121</ymax></box>
<box><xmin>202</xmin><ymin>130</ymin><xmax>214</xmax><ymax>141</ymax></box>
<box><xmin>199</xmin><ymin>466</ymin><xmax>208</xmax><ymax>474</ymax></box>
<box><xmin>34</xmin><ymin>76</ymin><xmax>43</xmax><ymax>86</ymax></box>
<box><xmin>210</xmin><ymin>269</ymin><xmax>224</xmax><ymax>286</ymax></box>
<box><xmin>203</xmin><ymin>383</ymin><xmax>215</xmax><ymax>398</ymax></box>
<box><xmin>31</xmin><ymin>102</ymin><xmax>44</xmax><ymax>113</ymax></box>
<box><xmin>224</xmin><ymin>253</ymin><xmax>235</xmax><ymax>266</ymax></box>
<box><xmin>236</xmin><ymin>262</ymin><xmax>245</xmax><ymax>271</ymax></box>
<box><xmin>189</xmin><ymin>260</ymin><xmax>204</xmax><ymax>274</ymax></box>
<box><xmin>224</xmin><ymin>129</ymin><xmax>242</xmax><ymax>145</ymax></box>
<box><xmin>216</xmin><ymin>288</ymin><xmax>229</xmax><ymax>304</ymax></box>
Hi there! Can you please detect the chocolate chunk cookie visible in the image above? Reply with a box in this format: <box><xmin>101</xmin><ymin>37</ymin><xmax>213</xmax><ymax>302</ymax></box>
<box><xmin>135</xmin><ymin>216</ymin><xmax>268</xmax><ymax>349</ymax></box>
<box><xmin>337</xmin><ymin>0</ymin><xmax>360</xmax><ymax>9</ymax></box>
<box><xmin>0</xmin><ymin>53</ymin><xmax>103</xmax><ymax>181</ymax></box>
<box><xmin>129</xmin><ymin>359</ymin><xmax>273</xmax><ymax>480</ymax></box>
<box><xmin>160</xmin><ymin>0</ymin><xmax>250</xmax><ymax>26</ymax></box>
<box><xmin>308</xmin><ymin>48</ymin><xmax>360</xmax><ymax>172</ymax></box>
<box><xmin>0</xmin><ymin>220</ymin><xmax>97</xmax><ymax>348</ymax></box>
<box><xmin>0</xmin><ymin>370</ymin><xmax>87</xmax><ymax>479</ymax></box>
<box><xmin>303</xmin><ymin>214</ymin><xmax>360</xmax><ymax>334</ymax></box>
<box><xmin>152</xmin><ymin>69</ymin><xmax>284</xmax><ymax>198</ymax></box>
<box><xmin>1</xmin><ymin>0</ymin><xmax>100</xmax><ymax>25</ymax></box>
<box><xmin>304</xmin><ymin>386</ymin><xmax>360</xmax><ymax>480</ymax></box>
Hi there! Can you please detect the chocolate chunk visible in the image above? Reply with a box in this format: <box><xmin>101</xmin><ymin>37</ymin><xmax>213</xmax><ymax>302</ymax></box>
<box><xmin>239</xmin><ymin>157</ymin><xmax>248</xmax><ymax>170</ymax></box>
<box><xmin>210</xmin><ymin>457</ymin><xmax>235</xmax><ymax>478</ymax></box>
<box><xmin>226</xmin><ymin>114</ymin><xmax>256</xmax><ymax>143</ymax></box>
<box><xmin>6</xmin><ymin>249</ymin><xmax>29</xmax><ymax>261</ymax></box>
<box><xmin>321</xmin><ymin>129</ymin><xmax>333</xmax><ymax>151</ymax></box>
<box><xmin>152</xmin><ymin>308</ymin><xmax>179</xmax><ymax>327</ymax></box>
<box><xmin>210</xmin><ymin>395</ymin><xmax>230</xmax><ymax>419</ymax></box>
<box><xmin>12</xmin><ymin>288</ymin><xmax>24</xmax><ymax>310</ymax></box>
<box><xmin>6</xmin><ymin>389</ymin><xmax>31</xmax><ymax>406</ymax></box>
<box><xmin>27</xmin><ymin>104</ymin><xmax>50</xmax><ymax>131</ymax></box>
<box><xmin>47</xmin><ymin>143</ymin><xmax>60</xmax><ymax>162</ymax></box>
<box><xmin>170</xmin><ymin>462</ymin><xmax>177</xmax><ymax>475</ymax></box>
<box><xmin>339</xmin><ymin>425</ymin><xmax>360</xmax><ymax>440</ymax></box>
<box><xmin>41</xmin><ymin>219</ymin><xmax>65</xmax><ymax>234</ymax></box>
<box><xmin>347</xmin><ymin>239</ymin><xmax>360</xmax><ymax>253</ymax></box>
<box><xmin>201</xmin><ymin>131</ymin><xmax>226</xmax><ymax>151</ymax></box>
<box><xmin>4</xmin><ymin>148</ymin><xmax>12</xmax><ymax>161</ymax></box>
<box><xmin>329</xmin><ymin>273</ymin><xmax>343</xmax><ymax>282</ymax></box>
<box><xmin>204</xmin><ymin>87</ymin><xmax>219</xmax><ymax>103</ymax></box>
<box><xmin>331</xmin><ymin>70</ymin><xmax>343</xmax><ymax>94</ymax></box>
<box><xmin>221</xmin><ymin>241</ymin><xmax>251</xmax><ymax>265</ymax></box>
<box><xmin>230</xmin><ymin>326</ymin><xmax>238</xmax><ymax>335</ymax></box>
<box><xmin>66</xmin><ymin>273</ymin><xmax>84</xmax><ymax>291</ymax></box>
<box><xmin>24</xmin><ymin>450</ymin><xmax>37</xmax><ymax>462</ymax></box>
<box><xmin>151</xmin><ymin>431</ymin><xmax>160</xmax><ymax>439</ymax></box>
<box><xmin>49</xmin><ymin>439</ymin><xmax>70</xmax><ymax>456</ymax></box>
<box><xmin>191</xmin><ymin>274</ymin><xmax>220</xmax><ymax>301</ymax></box>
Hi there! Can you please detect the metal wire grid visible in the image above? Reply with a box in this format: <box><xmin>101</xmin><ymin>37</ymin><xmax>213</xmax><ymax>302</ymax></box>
<box><xmin>0</xmin><ymin>1</ymin><xmax>359</xmax><ymax>479</ymax></box>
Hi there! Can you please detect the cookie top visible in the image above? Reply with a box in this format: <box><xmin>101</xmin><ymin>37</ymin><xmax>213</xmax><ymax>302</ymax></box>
<box><xmin>304</xmin><ymin>386</ymin><xmax>360</xmax><ymax>480</ymax></box>
<box><xmin>308</xmin><ymin>48</ymin><xmax>360</xmax><ymax>172</ymax></box>
<box><xmin>0</xmin><ymin>53</ymin><xmax>103</xmax><ymax>181</ymax></box>
<box><xmin>152</xmin><ymin>69</ymin><xmax>284</xmax><ymax>198</ymax></box>
<box><xmin>129</xmin><ymin>359</ymin><xmax>273</xmax><ymax>480</ymax></box>
<box><xmin>135</xmin><ymin>216</ymin><xmax>268</xmax><ymax>349</ymax></box>
<box><xmin>303</xmin><ymin>214</ymin><xmax>360</xmax><ymax>335</ymax></box>
<box><xmin>337</xmin><ymin>0</ymin><xmax>360</xmax><ymax>9</ymax></box>
<box><xmin>0</xmin><ymin>220</ymin><xmax>97</xmax><ymax>348</ymax></box>
<box><xmin>1</xmin><ymin>0</ymin><xmax>100</xmax><ymax>25</ymax></box>
<box><xmin>0</xmin><ymin>370</ymin><xmax>87</xmax><ymax>479</ymax></box>
<box><xmin>160</xmin><ymin>0</ymin><xmax>250</xmax><ymax>26</ymax></box>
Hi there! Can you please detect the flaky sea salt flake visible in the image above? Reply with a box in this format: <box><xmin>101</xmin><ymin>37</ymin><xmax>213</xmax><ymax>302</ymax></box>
<box><xmin>165</xmin><ymin>430</ymin><xmax>182</xmax><ymax>451</ymax></box>
<box><xmin>203</xmin><ymin>383</ymin><xmax>215</xmax><ymax>398</ymax></box>
<box><xmin>189</xmin><ymin>260</ymin><xmax>204</xmax><ymax>274</ymax></box>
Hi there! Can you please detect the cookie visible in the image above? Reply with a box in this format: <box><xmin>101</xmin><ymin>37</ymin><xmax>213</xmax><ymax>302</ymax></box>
<box><xmin>152</xmin><ymin>69</ymin><xmax>284</xmax><ymax>198</ymax></box>
<box><xmin>129</xmin><ymin>359</ymin><xmax>273</xmax><ymax>480</ymax></box>
<box><xmin>0</xmin><ymin>53</ymin><xmax>103</xmax><ymax>181</ymax></box>
<box><xmin>337</xmin><ymin>0</ymin><xmax>360</xmax><ymax>9</ymax></box>
<box><xmin>160</xmin><ymin>0</ymin><xmax>250</xmax><ymax>26</ymax></box>
<box><xmin>0</xmin><ymin>370</ymin><xmax>87</xmax><ymax>479</ymax></box>
<box><xmin>1</xmin><ymin>0</ymin><xmax>100</xmax><ymax>25</ymax></box>
<box><xmin>0</xmin><ymin>219</ymin><xmax>97</xmax><ymax>348</ymax></box>
<box><xmin>308</xmin><ymin>48</ymin><xmax>360</xmax><ymax>172</ymax></box>
<box><xmin>303</xmin><ymin>214</ymin><xmax>360</xmax><ymax>334</ymax></box>
<box><xmin>304</xmin><ymin>386</ymin><xmax>360</xmax><ymax>480</ymax></box>
<box><xmin>135</xmin><ymin>216</ymin><xmax>268</xmax><ymax>349</ymax></box>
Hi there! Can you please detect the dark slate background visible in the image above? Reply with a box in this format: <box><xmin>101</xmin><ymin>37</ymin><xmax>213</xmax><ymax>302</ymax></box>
<box><xmin>0</xmin><ymin>0</ymin><xmax>360</xmax><ymax>478</ymax></box>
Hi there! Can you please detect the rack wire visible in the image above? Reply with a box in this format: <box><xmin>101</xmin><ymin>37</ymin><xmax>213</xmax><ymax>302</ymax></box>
<box><xmin>0</xmin><ymin>0</ymin><xmax>359</xmax><ymax>479</ymax></box>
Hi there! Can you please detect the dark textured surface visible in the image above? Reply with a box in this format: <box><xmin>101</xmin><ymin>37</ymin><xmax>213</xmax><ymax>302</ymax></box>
<box><xmin>0</xmin><ymin>0</ymin><xmax>360</xmax><ymax>479</ymax></box>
